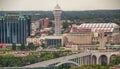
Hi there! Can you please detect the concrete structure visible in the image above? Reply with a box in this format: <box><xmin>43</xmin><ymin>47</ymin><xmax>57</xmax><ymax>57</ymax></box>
<box><xmin>24</xmin><ymin>51</ymin><xmax>120</xmax><ymax>67</ymax></box>
<box><xmin>40</xmin><ymin>36</ymin><xmax>62</xmax><ymax>48</ymax></box>
<box><xmin>24</xmin><ymin>52</ymin><xmax>91</xmax><ymax>67</ymax></box>
<box><xmin>26</xmin><ymin>37</ymin><xmax>41</xmax><ymax>46</ymax></box>
<box><xmin>53</xmin><ymin>4</ymin><xmax>62</xmax><ymax>36</ymax></box>
<box><xmin>91</xmin><ymin>52</ymin><xmax>119</xmax><ymax>65</ymax></box>
<box><xmin>62</xmin><ymin>33</ymin><xmax>92</xmax><ymax>47</ymax></box>
<box><xmin>63</xmin><ymin>23</ymin><xmax>120</xmax><ymax>51</ymax></box>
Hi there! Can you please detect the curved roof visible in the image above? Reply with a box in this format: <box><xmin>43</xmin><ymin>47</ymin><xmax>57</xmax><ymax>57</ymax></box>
<box><xmin>79</xmin><ymin>23</ymin><xmax>119</xmax><ymax>28</ymax></box>
<box><xmin>54</xmin><ymin>4</ymin><xmax>61</xmax><ymax>10</ymax></box>
<box><xmin>71</xmin><ymin>23</ymin><xmax>119</xmax><ymax>33</ymax></box>
<box><xmin>79</xmin><ymin>23</ymin><xmax>119</xmax><ymax>32</ymax></box>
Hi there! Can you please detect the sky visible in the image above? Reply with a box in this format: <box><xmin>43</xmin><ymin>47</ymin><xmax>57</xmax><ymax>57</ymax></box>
<box><xmin>0</xmin><ymin>0</ymin><xmax>120</xmax><ymax>11</ymax></box>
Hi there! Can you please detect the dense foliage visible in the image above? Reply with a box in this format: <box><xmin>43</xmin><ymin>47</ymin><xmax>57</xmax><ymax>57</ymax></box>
<box><xmin>1</xmin><ymin>10</ymin><xmax>120</xmax><ymax>24</ymax></box>
<box><xmin>0</xmin><ymin>51</ymin><xmax>72</xmax><ymax>67</ymax></box>
<box><xmin>63</xmin><ymin>20</ymin><xmax>69</xmax><ymax>29</ymax></box>
<box><xmin>109</xmin><ymin>55</ymin><xmax>120</xmax><ymax>66</ymax></box>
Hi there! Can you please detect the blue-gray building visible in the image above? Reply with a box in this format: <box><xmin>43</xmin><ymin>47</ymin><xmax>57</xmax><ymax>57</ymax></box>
<box><xmin>42</xmin><ymin>36</ymin><xmax>62</xmax><ymax>48</ymax></box>
<box><xmin>0</xmin><ymin>14</ymin><xmax>31</xmax><ymax>44</ymax></box>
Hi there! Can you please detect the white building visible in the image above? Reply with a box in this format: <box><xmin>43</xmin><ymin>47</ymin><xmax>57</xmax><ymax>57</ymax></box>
<box><xmin>71</xmin><ymin>23</ymin><xmax>119</xmax><ymax>34</ymax></box>
<box><xmin>53</xmin><ymin>4</ymin><xmax>62</xmax><ymax>36</ymax></box>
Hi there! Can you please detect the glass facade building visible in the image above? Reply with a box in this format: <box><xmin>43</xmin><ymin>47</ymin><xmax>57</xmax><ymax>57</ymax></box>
<box><xmin>46</xmin><ymin>39</ymin><xmax>61</xmax><ymax>47</ymax></box>
<box><xmin>0</xmin><ymin>14</ymin><xmax>31</xmax><ymax>44</ymax></box>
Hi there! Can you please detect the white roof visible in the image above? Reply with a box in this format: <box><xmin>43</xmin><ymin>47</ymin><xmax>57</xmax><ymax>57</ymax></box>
<box><xmin>79</xmin><ymin>23</ymin><xmax>119</xmax><ymax>32</ymax></box>
<box><xmin>79</xmin><ymin>23</ymin><xmax>119</xmax><ymax>28</ymax></box>
<box><xmin>71</xmin><ymin>23</ymin><xmax>119</xmax><ymax>33</ymax></box>
<box><xmin>42</xmin><ymin>36</ymin><xmax>62</xmax><ymax>39</ymax></box>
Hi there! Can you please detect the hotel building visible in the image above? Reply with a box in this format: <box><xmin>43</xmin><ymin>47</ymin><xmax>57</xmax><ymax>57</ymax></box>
<box><xmin>0</xmin><ymin>14</ymin><xmax>31</xmax><ymax>44</ymax></box>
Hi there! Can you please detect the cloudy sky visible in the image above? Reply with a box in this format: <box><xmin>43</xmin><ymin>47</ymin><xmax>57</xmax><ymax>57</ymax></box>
<box><xmin>0</xmin><ymin>0</ymin><xmax>120</xmax><ymax>11</ymax></box>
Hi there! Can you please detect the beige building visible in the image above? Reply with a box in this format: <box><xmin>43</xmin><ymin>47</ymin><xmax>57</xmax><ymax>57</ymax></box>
<box><xmin>26</xmin><ymin>37</ymin><xmax>41</xmax><ymax>46</ymax></box>
<box><xmin>62</xmin><ymin>33</ymin><xmax>92</xmax><ymax>46</ymax></box>
<box><xmin>63</xmin><ymin>23</ymin><xmax>120</xmax><ymax>51</ymax></box>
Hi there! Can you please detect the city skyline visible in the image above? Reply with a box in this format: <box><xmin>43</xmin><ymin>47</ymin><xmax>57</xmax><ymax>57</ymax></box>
<box><xmin>0</xmin><ymin>0</ymin><xmax>120</xmax><ymax>11</ymax></box>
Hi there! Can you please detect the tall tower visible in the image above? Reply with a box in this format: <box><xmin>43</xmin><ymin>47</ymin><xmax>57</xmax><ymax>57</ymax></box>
<box><xmin>53</xmin><ymin>4</ymin><xmax>62</xmax><ymax>36</ymax></box>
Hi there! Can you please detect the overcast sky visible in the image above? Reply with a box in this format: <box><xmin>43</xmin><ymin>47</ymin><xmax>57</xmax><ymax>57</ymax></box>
<box><xmin>0</xmin><ymin>0</ymin><xmax>120</xmax><ymax>11</ymax></box>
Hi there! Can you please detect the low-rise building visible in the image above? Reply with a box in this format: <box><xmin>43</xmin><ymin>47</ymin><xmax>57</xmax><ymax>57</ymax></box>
<box><xmin>43</xmin><ymin>36</ymin><xmax>62</xmax><ymax>48</ymax></box>
<box><xmin>63</xmin><ymin>23</ymin><xmax>120</xmax><ymax>51</ymax></box>
<box><xmin>26</xmin><ymin>37</ymin><xmax>41</xmax><ymax>46</ymax></box>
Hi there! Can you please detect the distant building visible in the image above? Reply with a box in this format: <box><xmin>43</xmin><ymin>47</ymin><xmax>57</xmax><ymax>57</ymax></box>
<box><xmin>26</xmin><ymin>37</ymin><xmax>40</xmax><ymax>46</ymax></box>
<box><xmin>38</xmin><ymin>4</ymin><xmax>63</xmax><ymax>47</ymax></box>
<box><xmin>39</xmin><ymin>18</ymin><xmax>50</xmax><ymax>29</ymax></box>
<box><xmin>62</xmin><ymin>33</ymin><xmax>92</xmax><ymax>46</ymax></box>
<box><xmin>53</xmin><ymin>4</ymin><xmax>62</xmax><ymax>36</ymax></box>
<box><xmin>70</xmin><ymin>23</ymin><xmax>120</xmax><ymax>44</ymax></box>
<box><xmin>43</xmin><ymin>18</ymin><xmax>49</xmax><ymax>28</ymax></box>
<box><xmin>0</xmin><ymin>14</ymin><xmax>31</xmax><ymax>44</ymax></box>
<box><xmin>43</xmin><ymin>36</ymin><xmax>62</xmax><ymax>48</ymax></box>
<box><xmin>31</xmin><ymin>18</ymin><xmax>50</xmax><ymax>36</ymax></box>
<box><xmin>71</xmin><ymin>23</ymin><xmax>119</xmax><ymax>33</ymax></box>
<box><xmin>63</xmin><ymin>23</ymin><xmax>120</xmax><ymax>50</ymax></box>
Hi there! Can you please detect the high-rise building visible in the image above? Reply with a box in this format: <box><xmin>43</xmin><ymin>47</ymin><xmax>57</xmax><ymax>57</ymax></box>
<box><xmin>43</xmin><ymin>18</ymin><xmax>49</xmax><ymax>28</ymax></box>
<box><xmin>0</xmin><ymin>14</ymin><xmax>31</xmax><ymax>44</ymax></box>
<box><xmin>53</xmin><ymin>4</ymin><xmax>62</xmax><ymax>36</ymax></box>
<box><xmin>39</xmin><ymin>18</ymin><xmax>49</xmax><ymax>29</ymax></box>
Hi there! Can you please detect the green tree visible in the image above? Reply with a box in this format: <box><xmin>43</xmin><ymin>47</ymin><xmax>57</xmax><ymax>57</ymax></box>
<box><xmin>21</xmin><ymin>44</ymin><xmax>25</xmax><ymax>51</ymax></box>
<box><xmin>27</xmin><ymin>43</ymin><xmax>37</xmax><ymax>50</ymax></box>
<box><xmin>26</xmin><ymin>55</ymin><xmax>36</xmax><ymax>64</ymax></box>
<box><xmin>109</xmin><ymin>55</ymin><xmax>120</xmax><ymax>66</ymax></box>
<box><xmin>56</xmin><ymin>43</ymin><xmax>61</xmax><ymax>49</ymax></box>
<box><xmin>1</xmin><ymin>55</ymin><xmax>14</xmax><ymax>67</ymax></box>
<box><xmin>10</xmin><ymin>57</ymin><xmax>24</xmax><ymax>67</ymax></box>
<box><xmin>12</xmin><ymin>43</ymin><xmax>16</xmax><ymax>50</ymax></box>
<box><xmin>40</xmin><ymin>43</ymin><xmax>45</xmax><ymax>48</ymax></box>
<box><xmin>63</xmin><ymin>20</ymin><xmax>69</xmax><ymax>29</ymax></box>
<box><xmin>40</xmin><ymin>52</ymin><xmax>54</xmax><ymax>61</ymax></box>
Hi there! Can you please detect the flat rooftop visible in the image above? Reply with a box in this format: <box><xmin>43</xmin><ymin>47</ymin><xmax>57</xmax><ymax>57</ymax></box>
<box><xmin>41</xmin><ymin>36</ymin><xmax>62</xmax><ymax>39</ymax></box>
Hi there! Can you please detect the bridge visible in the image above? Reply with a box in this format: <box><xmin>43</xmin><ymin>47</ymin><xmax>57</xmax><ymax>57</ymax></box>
<box><xmin>24</xmin><ymin>51</ymin><xmax>120</xmax><ymax>68</ymax></box>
